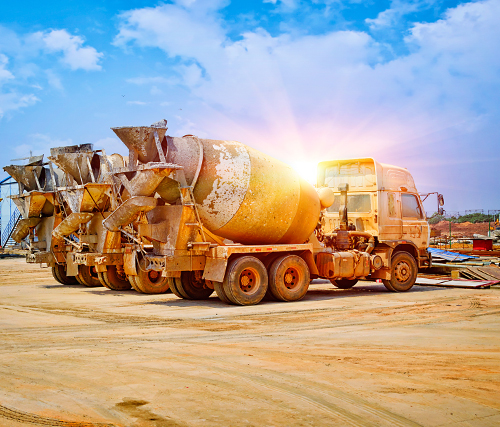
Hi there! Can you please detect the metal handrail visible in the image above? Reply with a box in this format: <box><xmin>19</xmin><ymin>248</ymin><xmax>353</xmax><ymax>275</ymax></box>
<box><xmin>1</xmin><ymin>208</ymin><xmax>21</xmax><ymax>247</ymax></box>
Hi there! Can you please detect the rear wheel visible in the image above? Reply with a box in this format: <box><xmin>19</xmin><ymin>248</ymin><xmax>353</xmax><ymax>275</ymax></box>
<box><xmin>52</xmin><ymin>264</ymin><xmax>78</xmax><ymax>285</ymax></box>
<box><xmin>99</xmin><ymin>265</ymin><xmax>132</xmax><ymax>291</ymax></box>
<box><xmin>169</xmin><ymin>276</ymin><xmax>187</xmax><ymax>298</ymax></box>
<box><xmin>51</xmin><ymin>266</ymin><xmax>64</xmax><ymax>284</ymax></box>
<box><xmin>78</xmin><ymin>265</ymin><xmax>102</xmax><ymax>287</ymax></box>
<box><xmin>173</xmin><ymin>271</ymin><xmax>213</xmax><ymax>300</ymax></box>
<box><xmin>75</xmin><ymin>274</ymin><xmax>85</xmax><ymax>285</ymax></box>
<box><xmin>214</xmin><ymin>281</ymin><xmax>231</xmax><ymax>303</ymax></box>
<box><xmin>269</xmin><ymin>255</ymin><xmax>310</xmax><ymax>302</ymax></box>
<box><xmin>383</xmin><ymin>251</ymin><xmax>417</xmax><ymax>292</ymax></box>
<box><xmin>128</xmin><ymin>275</ymin><xmax>142</xmax><ymax>293</ymax></box>
<box><xmin>222</xmin><ymin>256</ymin><xmax>268</xmax><ymax>306</ymax></box>
<box><xmin>330</xmin><ymin>279</ymin><xmax>358</xmax><ymax>289</ymax></box>
<box><xmin>57</xmin><ymin>264</ymin><xmax>79</xmax><ymax>285</ymax></box>
<box><xmin>131</xmin><ymin>257</ymin><xmax>171</xmax><ymax>294</ymax></box>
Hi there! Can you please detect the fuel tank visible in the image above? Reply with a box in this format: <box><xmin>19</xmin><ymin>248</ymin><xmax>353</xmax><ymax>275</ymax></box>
<box><xmin>112</xmin><ymin>127</ymin><xmax>321</xmax><ymax>245</ymax></box>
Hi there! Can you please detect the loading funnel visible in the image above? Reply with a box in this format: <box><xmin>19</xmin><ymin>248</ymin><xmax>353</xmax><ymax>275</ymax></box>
<box><xmin>58</xmin><ymin>183</ymin><xmax>112</xmax><ymax>213</ymax></box>
<box><xmin>4</xmin><ymin>165</ymin><xmax>45</xmax><ymax>192</ymax></box>
<box><xmin>11</xmin><ymin>192</ymin><xmax>54</xmax><ymax>218</ymax></box>
<box><xmin>112</xmin><ymin>126</ymin><xmax>168</xmax><ymax>164</ymax></box>
<box><xmin>11</xmin><ymin>217</ymin><xmax>42</xmax><ymax>243</ymax></box>
<box><xmin>49</xmin><ymin>144</ymin><xmax>101</xmax><ymax>185</ymax></box>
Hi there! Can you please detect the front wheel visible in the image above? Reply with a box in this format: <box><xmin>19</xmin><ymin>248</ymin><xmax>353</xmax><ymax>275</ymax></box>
<box><xmin>383</xmin><ymin>251</ymin><xmax>417</xmax><ymax>292</ymax></box>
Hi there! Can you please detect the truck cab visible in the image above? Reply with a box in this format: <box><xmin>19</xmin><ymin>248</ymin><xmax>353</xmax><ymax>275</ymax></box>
<box><xmin>317</xmin><ymin>158</ymin><xmax>430</xmax><ymax>288</ymax></box>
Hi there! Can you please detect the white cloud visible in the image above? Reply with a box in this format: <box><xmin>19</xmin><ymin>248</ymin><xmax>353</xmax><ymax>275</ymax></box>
<box><xmin>45</xmin><ymin>69</ymin><xmax>63</xmax><ymax>91</ymax></box>
<box><xmin>0</xmin><ymin>26</ymin><xmax>103</xmax><ymax>120</ymax></box>
<box><xmin>126</xmin><ymin>76</ymin><xmax>173</xmax><ymax>85</ymax></box>
<box><xmin>0</xmin><ymin>92</ymin><xmax>39</xmax><ymax>119</ymax></box>
<box><xmin>126</xmin><ymin>100</ymin><xmax>148</xmax><ymax>105</ymax></box>
<box><xmin>35</xmin><ymin>29</ymin><xmax>103</xmax><ymax>71</ymax></box>
<box><xmin>366</xmin><ymin>0</ymin><xmax>435</xmax><ymax>30</ymax></box>
<box><xmin>11</xmin><ymin>133</ymin><xmax>73</xmax><ymax>158</ymax></box>
<box><xmin>150</xmin><ymin>85</ymin><xmax>163</xmax><ymax>95</ymax></box>
<box><xmin>114</xmin><ymin>3</ymin><xmax>226</xmax><ymax>63</ymax></box>
<box><xmin>115</xmin><ymin>0</ymin><xmax>500</xmax><ymax>209</ymax></box>
<box><xmin>0</xmin><ymin>54</ymin><xmax>14</xmax><ymax>84</ymax></box>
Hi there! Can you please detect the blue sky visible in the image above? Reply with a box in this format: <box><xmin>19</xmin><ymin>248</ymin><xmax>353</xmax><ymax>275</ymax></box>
<box><xmin>0</xmin><ymin>0</ymin><xmax>499</xmax><ymax>213</ymax></box>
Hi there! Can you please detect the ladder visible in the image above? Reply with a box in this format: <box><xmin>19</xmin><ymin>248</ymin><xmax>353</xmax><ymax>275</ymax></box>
<box><xmin>1</xmin><ymin>208</ymin><xmax>21</xmax><ymax>247</ymax></box>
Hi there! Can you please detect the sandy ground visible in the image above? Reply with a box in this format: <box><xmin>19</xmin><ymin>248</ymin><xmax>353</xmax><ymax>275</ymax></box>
<box><xmin>0</xmin><ymin>258</ymin><xmax>499</xmax><ymax>427</ymax></box>
<box><xmin>431</xmin><ymin>221</ymin><xmax>490</xmax><ymax>238</ymax></box>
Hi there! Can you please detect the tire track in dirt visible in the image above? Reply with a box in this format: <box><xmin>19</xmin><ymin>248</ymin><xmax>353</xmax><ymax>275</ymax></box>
<box><xmin>137</xmin><ymin>353</ymin><xmax>423</xmax><ymax>427</ymax></box>
<box><xmin>0</xmin><ymin>404</ymin><xmax>115</xmax><ymax>427</ymax></box>
<box><xmin>1</xmin><ymin>296</ymin><xmax>498</xmax><ymax>355</ymax></box>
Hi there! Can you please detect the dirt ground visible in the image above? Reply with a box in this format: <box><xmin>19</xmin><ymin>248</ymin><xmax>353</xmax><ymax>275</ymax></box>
<box><xmin>431</xmin><ymin>221</ymin><xmax>490</xmax><ymax>238</ymax></box>
<box><xmin>0</xmin><ymin>258</ymin><xmax>499</xmax><ymax>427</ymax></box>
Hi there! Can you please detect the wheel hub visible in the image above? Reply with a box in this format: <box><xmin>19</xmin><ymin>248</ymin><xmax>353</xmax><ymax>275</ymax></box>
<box><xmin>394</xmin><ymin>261</ymin><xmax>411</xmax><ymax>282</ymax></box>
<box><xmin>284</xmin><ymin>268</ymin><xmax>298</xmax><ymax>289</ymax></box>
<box><xmin>148</xmin><ymin>270</ymin><xmax>160</xmax><ymax>283</ymax></box>
<box><xmin>240</xmin><ymin>269</ymin><xmax>256</xmax><ymax>292</ymax></box>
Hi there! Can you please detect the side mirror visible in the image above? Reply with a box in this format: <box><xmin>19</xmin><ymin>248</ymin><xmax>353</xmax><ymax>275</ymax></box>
<box><xmin>438</xmin><ymin>207</ymin><xmax>444</xmax><ymax>215</ymax></box>
<box><xmin>438</xmin><ymin>194</ymin><xmax>445</xmax><ymax>207</ymax></box>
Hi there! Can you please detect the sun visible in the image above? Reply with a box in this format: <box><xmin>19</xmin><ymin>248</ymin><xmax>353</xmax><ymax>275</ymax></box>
<box><xmin>288</xmin><ymin>160</ymin><xmax>319</xmax><ymax>186</ymax></box>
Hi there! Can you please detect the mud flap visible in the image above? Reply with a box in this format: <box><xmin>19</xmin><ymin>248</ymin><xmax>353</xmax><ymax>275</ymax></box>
<box><xmin>203</xmin><ymin>257</ymin><xmax>227</xmax><ymax>283</ymax></box>
<box><xmin>66</xmin><ymin>252</ymin><xmax>78</xmax><ymax>276</ymax></box>
<box><xmin>124</xmin><ymin>250</ymin><xmax>137</xmax><ymax>276</ymax></box>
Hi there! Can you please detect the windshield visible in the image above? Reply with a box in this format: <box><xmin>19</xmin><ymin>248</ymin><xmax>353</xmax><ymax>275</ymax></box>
<box><xmin>327</xmin><ymin>194</ymin><xmax>371</xmax><ymax>213</ymax></box>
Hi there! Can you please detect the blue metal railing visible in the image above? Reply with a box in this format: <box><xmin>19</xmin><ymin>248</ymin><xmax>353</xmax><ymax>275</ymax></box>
<box><xmin>1</xmin><ymin>208</ymin><xmax>21</xmax><ymax>247</ymax></box>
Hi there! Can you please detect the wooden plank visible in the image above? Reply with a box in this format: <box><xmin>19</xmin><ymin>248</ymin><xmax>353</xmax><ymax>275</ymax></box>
<box><xmin>477</xmin><ymin>266</ymin><xmax>500</xmax><ymax>280</ymax></box>
<box><xmin>417</xmin><ymin>279</ymin><xmax>495</xmax><ymax>288</ymax></box>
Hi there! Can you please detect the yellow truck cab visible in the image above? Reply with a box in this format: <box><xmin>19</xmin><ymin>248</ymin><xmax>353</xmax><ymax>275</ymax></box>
<box><xmin>317</xmin><ymin>158</ymin><xmax>430</xmax><ymax>290</ymax></box>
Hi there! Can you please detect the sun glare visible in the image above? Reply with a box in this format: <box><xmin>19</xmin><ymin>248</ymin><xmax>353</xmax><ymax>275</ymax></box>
<box><xmin>288</xmin><ymin>160</ymin><xmax>319</xmax><ymax>186</ymax></box>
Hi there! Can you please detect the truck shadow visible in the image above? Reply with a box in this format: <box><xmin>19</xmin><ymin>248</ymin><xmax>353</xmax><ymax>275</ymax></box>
<box><xmin>304</xmin><ymin>282</ymin><xmax>444</xmax><ymax>300</ymax></box>
<box><xmin>42</xmin><ymin>280</ymin><xmax>445</xmax><ymax>305</ymax></box>
<box><xmin>144</xmin><ymin>282</ymin><xmax>445</xmax><ymax>308</ymax></box>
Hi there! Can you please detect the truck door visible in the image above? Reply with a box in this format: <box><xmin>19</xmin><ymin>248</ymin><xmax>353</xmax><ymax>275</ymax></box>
<box><xmin>378</xmin><ymin>191</ymin><xmax>403</xmax><ymax>240</ymax></box>
<box><xmin>401</xmin><ymin>193</ymin><xmax>427</xmax><ymax>245</ymax></box>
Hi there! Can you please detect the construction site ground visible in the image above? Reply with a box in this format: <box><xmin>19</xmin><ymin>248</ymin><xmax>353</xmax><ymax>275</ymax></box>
<box><xmin>0</xmin><ymin>258</ymin><xmax>499</xmax><ymax>427</ymax></box>
<box><xmin>431</xmin><ymin>221</ymin><xmax>491</xmax><ymax>238</ymax></box>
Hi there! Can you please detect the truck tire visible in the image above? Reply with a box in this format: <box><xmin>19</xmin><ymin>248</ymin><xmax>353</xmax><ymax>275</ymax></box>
<box><xmin>383</xmin><ymin>251</ymin><xmax>417</xmax><ymax>292</ymax></box>
<box><xmin>99</xmin><ymin>265</ymin><xmax>132</xmax><ymax>291</ymax></box>
<box><xmin>173</xmin><ymin>271</ymin><xmax>213</xmax><ymax>300</ymax></box>
<box><xmin>52</xmin><ymin>264</ymin><xmax>78</xmax><ymax>285</ymax></box>
<box><xmin>269</xmin><ymin>255</ymin><xmax>310</xmax><ymax>302</ymax></box>
<box><xmin>131</xmin><ymin>257</ymin><xmax>171</xmax><ymax>294</ymax></box>
<box><xmin>330</xmin><ymin>279</ymin><xmax>358</xmax><ymax>289</ymax></box>
<box><xmin>52</xmin><ymin>266</ymin><xmax>64</xmax><ymax>284</ymax></box>
<box><xmin>169</xmin><ymin>277</ymin><xmax>188</xmax><ymax>298</ymax></box>
<box><xmin>78</xmin><ymin>265</ymin><xmax>103</xmax><ymax>287</ymax></box>
<box><xmin>128</xmin><ymin>275</ymin><xmax>143</xmax><ymax>293</ymax></box>
<box><xmin>223</xmin><ymin>256</ymin><xmax>268</xmax><ymax>305</ymax></box>
<box><xmin>214</xmin><ymin>281</ymin><xmax>232</xmax><ymax>304</ymax></box>
<box><xmin>75</xmin><ymin>274</ymin><xmax>85</xmax><ymax>285</ymax></box>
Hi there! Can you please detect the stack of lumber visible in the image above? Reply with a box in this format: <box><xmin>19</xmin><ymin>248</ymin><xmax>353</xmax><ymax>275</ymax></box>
<box><xmin>460</xmin><ymin>265</ymin><xmax>500</xmax><ymax>282</ymax></box>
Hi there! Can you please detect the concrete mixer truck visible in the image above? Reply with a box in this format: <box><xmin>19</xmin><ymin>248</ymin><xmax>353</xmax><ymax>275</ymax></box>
<box><xmin>90</xmin><ymin>121</ymin><xmax>431</xmax><ymax>305</ymax></box>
